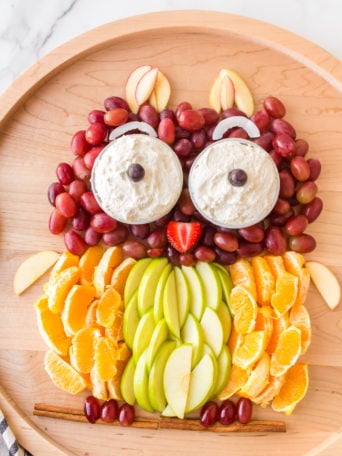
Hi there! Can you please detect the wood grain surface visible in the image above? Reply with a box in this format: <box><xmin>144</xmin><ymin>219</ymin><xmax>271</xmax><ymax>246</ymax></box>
<box><xmin>0</xmin><ymin>10</ymin><xmax>341</xmax><ymax>456</ymax></box>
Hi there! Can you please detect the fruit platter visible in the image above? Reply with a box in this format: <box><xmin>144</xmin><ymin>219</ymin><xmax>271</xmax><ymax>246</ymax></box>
<box><xmin>1</xmin><ymin>11</ymin><xmax>342</xmax><ymax>456</ymax></box>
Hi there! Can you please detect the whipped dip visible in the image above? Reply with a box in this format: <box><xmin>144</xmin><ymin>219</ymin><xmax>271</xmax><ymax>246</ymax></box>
<box><xmin>188</xmin><ymin>138</ymin><xmax>280</xmax><ymax>228</ymax></box>
<box><xmin>91</xmin><ymin>134</ymin><xmax>183</xmax><ymax>224</ymax></box>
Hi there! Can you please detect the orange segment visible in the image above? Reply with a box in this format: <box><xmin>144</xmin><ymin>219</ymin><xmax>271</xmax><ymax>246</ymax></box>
<box><xmin>62</xmin><ymin>284</ymin><xmax>96</xmax><ymax>336</ymax></box>
<box><xmin>229</xmin><ymin>258</ymin><xmax>257</xmax><ymax>300</ymax></box>
<box><xmin>228</xmin><ymin>325</ymin><xmax>244</xmax><ymax>355</ymax></box>
<box><xmin>272</xmin><ymin>363</ymin><xmax>309</xmax><ymax>415</ymax></box>
<box><xmin>44</xmin><ymin>349</ymin><xmax>87</xmax><ymax>395</ymax></box>
<box><xmin>35</xmin><ymin>295</ymin><xmax>70</xmax><ymax>356</ymax></box>
<box><xmin>96</xmin><ymin>286</ymin><xmax>122</xmax><ymax>329</ymax></box>
<box><xmin>111</xmin><ymin>257</ymin><xmax>136</xmax><ymax>296</ymax></box>
<box><xmin>271</xmin><ymin>270</ymin><xmax>298</xmax><ymax>317</ymax></box>
<box><xmin>94</xmin><ymin>336</ymin><xmax>118</xmax><ymax>381</ymax></box>
<box><xmin>270</xmin><ymin>325</ymin><xmax>302</xmax><ymax>377</ymax></box>
<box><xmin>70</xmin><ymin>327</ymin><xmax>101</xmax><ymax>374</ymax></box>
<box><xmin>47</xmin><ymin>266</ymin><xmax>80</xmax><ymax>314</ymax></box>
<box><xmin>48</xmin><ymin>251</ymin><xmax>79</xmax><ymax>283</ymax></box>
<box><xmin>233</xmin><ymin>331</ymin><xmax>265</xmax><ymax>370</ymax></box>
<box><xmin>93</xmin><ymin>246</ymin><xmax>124</xmax><ymax>297</ymax></box>
<box><xmin>265</xmin><ymin>255</ymin><xmax>285</xmax><ymax>280</ymax></box>
<box><xmin>85</xmin><ymin>299</ymin><xmax>104</xmax><ymax>333</ymax></box>
<box><xmin>253</xmin><ymin>374</ymin><xmax>286</xmax><ymax>407</ymax></box>
<box><xmin>218</xmin><ymin>364</ymin><xmax>249</xmax><ymax>400</ymax></box>
<box><xmin>230</xmin><ymin>285</ymin><xmax>257</xmax><ymax>334</ymax></box>
<box><xmin>251</xmin><ymin>256</ymin><xmax>275</xmax><ymax>306</ymax></box>
<box><xmin>283</xmin><ymin>251</ymin><xmax>310</xmax><ymax>309</ymax></box>
<box><xmin>239</xmin><ymin>352</ymin><xmax>270</xmax><ymax>399</ymax></box>
<box><xmin>266</xmin><ymin>313</ymin><xmax>289</xmax><ymax>354</ymax></box>
<box><xmin>289</xmin><ymin>305</ymin><xmax>311</xmax><ymax>354</ymax></box>
<box><xmin>79</xmin><ymin>246</ymin><xmax>104</xmax><ymax>285</ymax></box>
<box><xmin>254</xmin><ymin>306</ymin><xmax>274</xmax><ymax>349</ymax></box>
<box><xmin>90</xmin><ymin>366</ymin><xmax>108</xmax><ymax>400</ymax></box>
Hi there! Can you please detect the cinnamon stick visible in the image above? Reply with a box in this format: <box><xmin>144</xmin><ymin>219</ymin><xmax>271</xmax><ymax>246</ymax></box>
<box><xmin>33</xmin><ymin>403</ymin><xmax>286</xmax><ymax>433</ymax></box>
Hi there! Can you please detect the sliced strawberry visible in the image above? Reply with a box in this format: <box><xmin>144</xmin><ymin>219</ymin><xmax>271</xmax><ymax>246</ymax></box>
<box><xmin>166</xmin><ymin>221</ymin><xmax>202</xmax><ymax>253</ymax></box>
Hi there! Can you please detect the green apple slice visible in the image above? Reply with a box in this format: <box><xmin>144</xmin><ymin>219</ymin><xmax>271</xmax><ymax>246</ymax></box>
<box><xmin>137</xmin><ymin>258</ymin><xmax>169</xmax><ymax>315</ymax></box>
<box><xmin>161</xmin><ymin>404</ymin><xmax>176</xmax><ymax>417</ymax></box>
<box><xmin>174</xmin><ymin>267</ymin><xmax>190</xmax><ymax>328</ymax></box>
<box><xmin>123</xmin><ymin>291</ymin><xmax>139</xmax><ymax>349</ymax></box>
<box><xmin>200</xmin><ymin>307</ymin><xmax>224</xmax><ymax>357</ymax></box>
<box><xmin>215</xmin><ymin>265</ymin><xmax>233</xmax><ymax>311</ymax></box>
<box><xmin>146</xmin><ymin>318</ymin><xmax>169</xmax><ymax>371</ymax></box>
<box><xmin>132</xmin><ymin>308</ymin><xmax>155</xmax><ymax>363</ymax></box>
<box><xmin>196</xmin><ymin>262</ymin><xmax>222</xmax><ymax>310</ymax></box>
<box><xmin>211</xmin><ymin>344</ymin><xmax>232</xmax><ymax>399</ymax></box>
<box><xmin>163</xmin><ymin>344</ymin><xmax>192</xmax><ymax>418</ymax></box>
<box><xmin>120</xmin><ymin>356</ymin><xmax>135</xmax><ymax>405</ymax></box>
<box><xmin>148</xmin><ymin>340</ymin><xmax>176</xmax><ymax>412</ymax></box>
<box><xmin>181</xmin><ymin>313</ymin><xmax>203</xmax><ymax>368</ymax></box>
<box><xmin>154</xmin><ymin>263</ymin><xmax>172</xmax><ymax>322</ymax></box>
<box><xmin>216</xmin><ymin>301</ymin><xmax>232</xmax><ymax>343</ymax></box>
<box><xmin>181</xmin><ymin>266</ymin><xmax>205</xmax><ymax>320</ymax></box>
<box><xmin>202</xmin><ymin>343</ymin><xmax>218</xmax><ymax>392</ymax></box>
<box><xmin>163</xmin><ymin>270</ymin><xmax>180</xmax><ymax>338</ymax></box>
<box><xmin>185</xmin><ymin>352</ymin><xmax>217</xmax><ymax>413</ymax></box>
<box><xmin>124</xmin><ymin>258</ymin><xmax>152</xmax><ymax>305</ymax></box>
<box><xmin>133</xmin><ymin>349</ymin><xmax>154</xmax><ymax>412</ymax></box>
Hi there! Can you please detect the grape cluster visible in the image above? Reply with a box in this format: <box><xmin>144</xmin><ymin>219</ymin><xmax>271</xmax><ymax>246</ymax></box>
<box><xmin>84</xmin><ymin>395</ymin><xmax>135</xmax><ymax>426</ymax></box>
<box><xmin>47</xmin><ymin>94</ymin><xmax>322</xmax><ymax>263</ymax></box>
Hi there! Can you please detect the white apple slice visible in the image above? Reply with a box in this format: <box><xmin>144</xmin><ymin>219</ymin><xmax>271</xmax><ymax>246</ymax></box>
<box><xmin>196</xmin><ymin>262</ymin><xmax>222</xmax><ymax>310</ymax></box>
<box><xmin>306</xmin><ymin>261</ymin><xmax>341</xmax><ymax>309</ymax></box>
<box><xmin>149</xmin><ymin>70</ymin><xmax>171</xmax><ymax>112</ymax></box>
<box><xmin>174</xmin><ymin>267</ymin><xmax>190</xmax><ymax>328</ymax></box>
<box><xmin>185</xmin><ymin>353</ymin><xmax>216</xmax><ymax>413</ymax></box>
<box><xmin>220</xmin><ymin>68</ymin><xmax>254</xmax><ymax>117</ymax></box>
<box><xmin>209</xmin><ymin>74</ymin><xmax>222</xmax><ymax>113</ymax></box>
<box><xmin>154</xmin><ymin>263</ymin><xmax>172</xmax><ymax>322</ymax></box>
<box><xmin>124</xmin><ymin>257</ymin><xmax>152</xmax><ymax>305</ymax></box>
<box><xmin>125</xmin><ymin>64</ymin><xmax>152</xmax><ymax>114</ymax></box>
<box><xmin>146</xmin><ymin>318</ymin><xmax>169</xmax><ymax>371</ymax></box>
<box><xmin>162</xmin><ymin>404</ymin><xmax>177</xmax><ymax>417</ymax></box>
<box><xmin>148</xmin><ymin>340</ymin><xmax>176</xmax><ymax>412</ymax></box>
<box><xmin>214</xmin><ymin>265</ymin><xmax>233</xmax><ymax>310</ymax></box>
<box><xmin>133</xmin><ymin>349</ymin><xmax>154</xmax><ymax>412</ymax></box>
<box><xmin>123</xmin><ymin>292</ymin><xmax>140</xmax><ymax>349</ymax></box>
<box><xmin>181</xmin><ymin>265</ymin><xmax>205</xmax><ymax>319</ymax></box>
<box><xmin>163</xmin><ymin>270</ymin><xmax>180</xmax><ymax>338</ymax></box>
<box><xmin>120</xmin><ymin>356</ymin><xmax>135</xmax><ymax>405</ymax></box>
<box><xmin>137</xmin><ymin>257</ymin><xmax>168</xmax><ymax>315</ymax></box>
<box><xmin>220</xmin><ymin>74</ymin><xmax>235</xmax><ymax>111</ymax></box>
<box><xmin>181</xmin><ymin>313</ymin><xmax>204</xmax><ymax>368</ymax></box>
<box><xmin>135</xmin><ymin>67</ymin><xmax>159</xmax><ymax>106</ymax></box>
<box><xmin>216</xmin><ymin>301</ymin><xmax>232</xmax><ymax>343</ymax></box>
<box><xmin>132</xmin><ymin>308</ymin><xmax>155</xmax><ymax>363</ymax></box>
<box><xmin>14</xmin><ymin>250</ymin><xmax>60</xmax><ymax>295</ymax></box>
<box><xmin>163</xmin><ymin>344</ymin><xmax>192</xmax><ymax>418</ymax></box>
<box><xmin>211</xmin><ymin>344</ymin><xmax>232</xmax><ymax>399</ymax></box>
<box><xmin>200</xmin><ymin>307</ymin><xmax>224</xmax><ymax>357</ymax></box>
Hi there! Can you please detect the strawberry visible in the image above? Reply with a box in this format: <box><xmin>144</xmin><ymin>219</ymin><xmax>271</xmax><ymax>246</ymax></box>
<box><xmin>166</xmin><ymin>221</ymin><xmax>202</xmax><ymax>253</ymax></box>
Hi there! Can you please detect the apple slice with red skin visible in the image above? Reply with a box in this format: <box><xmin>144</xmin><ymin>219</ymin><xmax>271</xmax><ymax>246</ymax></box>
<box><xmin>135</xmin><ymin>67</ymin><xmax>159</xmax><ymax>106</ymax></box>
<box><xmin>125</xmin><ymin>65</ymin><xmax>152</xmax><ymax>113</ymax></box>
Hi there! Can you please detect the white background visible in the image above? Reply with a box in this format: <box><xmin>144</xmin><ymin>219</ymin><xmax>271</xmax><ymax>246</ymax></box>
<box><xmin>0</xmin><ymin>0</ymin><xmax>341</xmax><ymax>454</ymax></box>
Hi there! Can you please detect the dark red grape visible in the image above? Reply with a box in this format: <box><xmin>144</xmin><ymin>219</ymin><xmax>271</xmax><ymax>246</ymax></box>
<box><xmin>84</xmin><ymin>396</ymin><xmax>101</xmax><ymax>424</ymax></box>
<box><xmin>118</xmin><ymin>403</ymin><xmax>135</xmax><ymax>426</ymax></box>
<box><xmin>100</xmin><ymin>399</ymin><xmax>118</xmax><ymax>423</ymax></box>
<box><xmin>200</xmin><ymin>401</ymin><xmax>219</xmax><ymax>427</ymax></box>
<box><xmin>219</xmin><ymin>399</ymin><xmax>236</xmax><ymax>425</ymax></box>
<box><xmin>236</xmin><ymin>397</ymin><xmax>253</xmax><ymax>424</ymax></box>
<box><xmin>48</xmin><ymin>182</ymin><xmax>65</xmax><ymax>206</ymax></box>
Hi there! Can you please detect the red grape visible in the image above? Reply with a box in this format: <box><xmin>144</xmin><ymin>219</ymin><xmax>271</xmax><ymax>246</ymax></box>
<box><xmin>146</xmin><ymin>228</ymin><xmax>167</xmax><ymax>249</ymax></box>
<box><xmin>251</xmin><ymin>110</ymin><xmax>270</xmax><ymax>132</ymax></box>
<box><xmin>139</xmin><ymin>104</ymin><xmax>159</xmax><ymax>128</ymax></box>
<box><xmin>90</xmin><ymin>212</ymin><xmax>118</xmax><ymax>233</ymax></box>
<box><xmin>159</xmin><ymin>108</ymin><xmax>176</xmax><ymax>122</ymax></box>
<box><xmin>173</xmin><ymin>138</ymin><xmax>193</xmax><ymax>158</ymax></box>
<box><xmin>84</xmin><ymin>145</ymin><xmax>105</xmax><ymax>169</ymax></box>
<box><xmin>290</xmin><ymin>156</ymin><xmax>310</xmax><ymax>182</ymax></box>
<box><xmin>273</xmin><ymin>133</ymin><xmax>296</xmax><ymax>158</ymax></box>
<box><xmin>198</xmin><ymin>107</ymin><xmax>219</xmax><ymax>126</ymax></box>
<box><xmin>178</xmin><ymin>109</ymin><xmax>205</xmax><ymax>131</ymax></box>
<box><xmin>289</xmin><ymin>234</ymin><xmax>316</xmax><ymax>253</ymax></box>
<box><xmin>253</xmin><ymin>132</ymin><xmax>274</xmax><ymax>151</ymax></box>
<box><xmin>179</xmin><ymin>252</ymin><xmax>196</xmax><ymax>266</ymax></box>
<box><xmin>219</xmin><ymin>399</ymin><xmax>236</xmax><ymax>425</ymax></box>
<box><xmin>194</xmin><ymin>246</ymin><xmax>216</xmax><ymax>262</ymax></box>
<box><xmin>130</xmin><ymin>223</ymin><xmax>150</xmax><ymax>240</ymax></box>
<box><xmin>237</xmin><ymin>240</ymin><xmax>263</xmax><ymax>257</ymax></box>
<box><xmin>85</xmin><ymin>122</ymin><xmax>108</xmax><ymax>145</ymax></box>
<box><xmin>270</xmin><ymin>118</ymin><xmax>296</xmax><ymax>139</ymax></box>
<box><xmin>72</xmin><ymin>207</ymin><xmax>91</xmax><ymax>231</ymax></box>
<box><xmin>102</xmin><ymin>225</ymin><xmax>129</xmax><ymax>246</ymax></box>
<box><xmin>178</xmin><ymin>188</ymin><xmax>195</xmax><ymax>216</ymax></box>
<box><xmin>122</xmin><ymin>240</ymin><xmax>147</xmax><ymax>259</ymax></box>
<box><xmin>285</xmin><ymin>214</ymin><xmax>308</xmax><ymax>236</ymax></box>
<box><xmin>279</xmin><ymin>170</ymin><xmax>295</xmax><ymax>199</ymax></box>
<box><xmin>263</xmin><ymin>96</ymin><xmax>286</xmax><ymax>118</ymax></box>
<box><xmin>48</xmin><ymin>182</ymin><xmax>65</xmax><ymax>206</ymax></box>
<box><xmin>64</xmin><ymin>230</ymin><xmax>87</xmax><ymax>255</ymax></box>
<box><xmin>238</xmin><ymin>225</ymin><xmax>264</xmax><ymax>243</ymax></box>
<box><xmin>104</xmin><ymin>108</ymin><xmax>129</xmax><ymax>127</ymax></box>
<box><xmin>307</xmin><ymin>158</ymin><xmax>321</xmax><ymax>181</ymax></box>
<box><xmin>88</xmin><ymin>109</ymin><xmax>105</xmax><ymax>124</ymax></box>
<box><xmin>200</xmin><ymin>401</ymin><xmax>219</xmax><ymax>427</ymax></box>
<box><xmin>236</xmin><ymin>397</ymin><xmax>253</xmax><ymax>424</ymax></box>
<box><xmin>100</xmin><ymin>399</ymin><xmax>118</xmax><ymax>423</ymax></box>
<box><xmin>264</xmin><ymin>227</ymin><xmax>287</xmax><ymax>255</ymax></box>
<box><xmin>296</xmin><ymin>181</ymin><xmax>318</xmax><ymax>204</ymax></box>
<box><xmin>71</xmin><ymin>130</ymin><xmax>91</xmax><ymax>156</ymax></box>
<box><xmin>104</xmin><ymin>96</ymin><xmax>129</xmax><ymax>111</ymax></box>
<box><xmin>55</xmin><ymin>192</ymin><xmax>77</xmax><ymax>218</ymax></box>
<box><xmin>158</xmin><ymin>117</ymin><xmax>176</xmax><ymax>145</ymax></box>
<box><xmin>56</xmin><ymin>162</ymin><xmax>74</xmax><ymax>185</ymax></box>
<box><xmin>80</xmin><ymin>192</ymin><xmax>102</xmax><ymax>214</ymax></box>
<box><xmin>221</xmin><ymin>107</ymin><xmax>247</xmax><ymax>118</ymax></box>
<box><xmin>213</xmin><ymin>232</ymin><xmax>238</xmax><ymax>252</ymax></box>
<box><xmin>300</xmin><ymin>197</ymin><xmax>323</xmax><ymax>223</ymax></box>
<box><xmin>72</xmin><ymin>156</ymin><xmax>91</xmax><ymax>181</ymax></box>
<box><xmin>84</xmin><ymin>226</ymin><xmax>102</xmax><ymax>246</ymax></box>
<box><xmin>175</xmin><ymin>101</ymin><xmax>192</xmax><ymax>119</ymax></box>
<box><xmin>49</xmin><ymin>209</ymin><xmax>67</xmax><ymax>234</ymax></box>
<box><xmin>147</xmin><ymin>248</ymin><xmax>164</xmax><ymax>258</ymax></box>
<box><xmin>295</xmin><ymin>138</ymin><xmax>309</xmax><ymax>157</ymax></box>
<box><xmin>68</xmin><ymin>179</ymin><xmax>88</xmax><ymax>203</ymax></box>
<box><xmin>191</xmin><ymin>129</ymin><xmax>207</xmax><ymax>149</ymax></box>
<box><xmin>84</xmin><ymin>396</ymin><xmax>101</xmax><ymax>424</ymax></box>
<box><xmin>214</xmin><ymin>248</ymin><xmax>237</xmax><ymax>265</ymax></box>
<box><xmin>118</xmin><ymin>403</ymin><xmax>135</xmax><ymax>426</ymax></box>
<box><xmin>273</xmin><ymin>198</ymin><xmax>291</xmax><ymax>215</ymax></box>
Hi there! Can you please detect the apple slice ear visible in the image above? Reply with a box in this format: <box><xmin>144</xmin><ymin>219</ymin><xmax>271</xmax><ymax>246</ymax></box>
<box><xmin>135</xmin><ymin>67</ymin><xmax>159</xmax><ymax>106</ymax></box>
<box><xmin>125</xmin><ymin>65</ymin><xmax>152</xmax><ymax>114</ymax></box>
<box><xmin>220</xmin><ymin>69</ymin><xmax>254</xmax><ymax>117</ymax></box>
<box><xmin>209</xmin><ymin>74</ymin><xmax>222</xmax><ymax>113</ymax></box>
<box><xmin>14</xmin><ymin>250</ymin><xmax>60</xmax><ymax>295</ymax></box>
<box><xmin>148</xmin><ymin>70</ymin><xmax>171</xmax><ymax>112</ymax></box>
<box><xmin>306</xmin><ymin>261</ymin><xmax>341</xmax><ymax>310</ymax></box>
<box><xmin>220</xmin><ymin>75</ymin><xmax>235</xmax><ymax>111</ymax></box>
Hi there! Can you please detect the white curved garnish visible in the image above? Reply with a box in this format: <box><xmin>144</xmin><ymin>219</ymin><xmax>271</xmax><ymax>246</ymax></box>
<box><xmin>109</xmin><ymin>121</ymin><xmax>157</xmax><ymax>140</ymax></box>
<box><xmin>212</xmin><ymin>116</ymin><xmax>260</xmax><ymax>140</ymax></box>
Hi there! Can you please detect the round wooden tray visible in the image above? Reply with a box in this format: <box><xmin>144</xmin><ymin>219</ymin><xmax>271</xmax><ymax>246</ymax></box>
<box><xmin>0</xmin><ymin>11</ymin><xmax>341</xmax><ymax>456</ymax></box>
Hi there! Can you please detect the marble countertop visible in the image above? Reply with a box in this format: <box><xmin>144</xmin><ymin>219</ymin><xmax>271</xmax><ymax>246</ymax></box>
<box><xmin>0</xmin><ymin>0</ymin><xmax>341</xmax><ymax>97</ymax></box>
<box><xmin>0</xmin><ymin>1</ymin><xmax>341</xmax><ymax>455</ymax></box>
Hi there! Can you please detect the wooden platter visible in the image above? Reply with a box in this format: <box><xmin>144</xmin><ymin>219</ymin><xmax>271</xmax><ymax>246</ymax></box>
<box><xmin>0</xmin><ymin>10</ymin><xmax>341</xmax><ymax>456</ymax></box>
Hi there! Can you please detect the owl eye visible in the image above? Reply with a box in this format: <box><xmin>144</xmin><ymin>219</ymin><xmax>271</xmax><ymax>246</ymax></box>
<box><xmin>188</xmin><ymin>138</ymin><xmax>280</xmax><ymax>229</ymax></box>
<box><xmin>91</xmin><ymin>133</ymin><xmax>183</xmax><ymax>224</ymax></box>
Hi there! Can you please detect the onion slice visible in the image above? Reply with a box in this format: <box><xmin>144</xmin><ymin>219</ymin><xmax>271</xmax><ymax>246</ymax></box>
<box><xmin>212</xmin><ymin>116</ymin><xmax>260</xmax><ymax>140</ymax></box>
<box><xmin>109</xmin><ymin>121</ymin><xmax>157</xmax><ymax>140</ymax></box>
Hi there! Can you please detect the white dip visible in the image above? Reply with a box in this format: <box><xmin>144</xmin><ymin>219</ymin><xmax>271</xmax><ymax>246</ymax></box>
<box><xmin>91</xmin><ymin>134</ymin><xmax>183</xmax><ymax>224</ymax></box>
<box><xmin>188</xmin><ymin>138</ymin><xmax>280</xmax><ymax>228</ymax></box>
